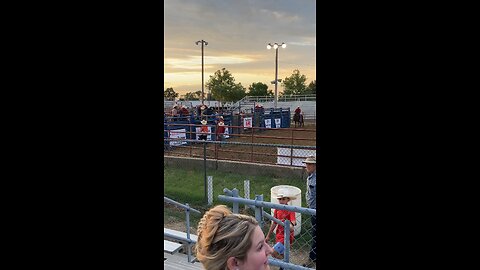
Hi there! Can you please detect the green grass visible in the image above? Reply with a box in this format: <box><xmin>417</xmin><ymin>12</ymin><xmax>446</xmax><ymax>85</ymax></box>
<box><xmin>164</xmin><ymin>164</ymin><xmax>308</xmax><ymax>229</ymax></box>
<box><xmin>164</xmin><ymin>165</ymin><xmax>307</xmax><ymax>210</ymax></box>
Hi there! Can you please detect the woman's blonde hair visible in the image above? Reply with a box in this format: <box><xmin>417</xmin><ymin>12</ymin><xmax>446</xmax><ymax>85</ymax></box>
<box><xmin>195</xmin><ymin>205</ymin><xmax>259</xmax><ymax>270</ymax></box>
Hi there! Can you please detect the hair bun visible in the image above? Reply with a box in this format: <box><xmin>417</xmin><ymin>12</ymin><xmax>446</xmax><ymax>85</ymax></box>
<box><xmin>196</xmin><ymin>205</ymin><xmax>231</xmax><ymax>257</ymax></box>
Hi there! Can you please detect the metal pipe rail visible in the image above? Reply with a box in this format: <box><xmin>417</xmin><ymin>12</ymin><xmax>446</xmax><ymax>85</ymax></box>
<box><xmin>163</xmin><ymin>233</ymin><xmax>196</xmax><ymax>245</ymax></box>
<box><xmin>164</xmin><ymin>196</ymin><xmax>202</xmax><ymax>262</ymax></box>
<box><xmin>218</xmin><ymin>195</ymin><xmax>316</xmax><ymax>216</ymax></box>
<box><xmin>268</xmin><ymin>258</ymin><xmax>313</xmax><ymax>270</ymax></box>
<box><xmin>164</xmin><ymin>138</ymin><xmax>316</xmax><ymax>150</ymax></box>
<box><xmin>245</xmin><ymin>94</ymin><xmax>316</xmax><ymax>102</ymax></box>
<box><xmin>223</xmin><ymin>188</ymin><xmax>284</xmax><ymax>226</ymax></box>
<box><xmin>163</xmin><ymin>197</ymin><xmax>201</xmax><ymax>214</ymax></box>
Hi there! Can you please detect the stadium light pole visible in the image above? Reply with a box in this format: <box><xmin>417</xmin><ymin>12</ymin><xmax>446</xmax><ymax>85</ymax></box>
<box><xmin>196</xmin><ymin>40</ymin><xmax>208</xmax><ymax>105</ymax></box>
<box><xmin>267</xmin><ymin>42</ymin><xmax>286</xmax><ymax>109</ymax></box>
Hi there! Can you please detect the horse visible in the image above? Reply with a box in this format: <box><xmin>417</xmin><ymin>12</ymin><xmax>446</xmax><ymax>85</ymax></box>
<box><xmin>293</xmin><ymin>112</ymin><xmax>304</xmax><ymax>128</ymax></box>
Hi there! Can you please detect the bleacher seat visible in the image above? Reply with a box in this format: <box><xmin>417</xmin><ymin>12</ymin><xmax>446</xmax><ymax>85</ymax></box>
<box><xmin>164</xmin><ymin>239</ymin><xmax>183</xmax><ymax>254</ymax></box>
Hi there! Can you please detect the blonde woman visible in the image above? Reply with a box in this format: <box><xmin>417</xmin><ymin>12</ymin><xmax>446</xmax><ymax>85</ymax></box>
<box><xmin>195</xmin><ymin>205</ymin><xmax>274</xmax><ymax>270</ymax></box>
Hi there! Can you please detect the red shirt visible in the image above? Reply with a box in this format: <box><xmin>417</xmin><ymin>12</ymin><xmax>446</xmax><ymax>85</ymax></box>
<box><xmin>216</xmin><ymin>124</ymin><xmax>226</xmax><ymax>134</ymax></box>
<box><xmin>273</xmin><ymin>209</ymin><xmax>295</xmax><ymax>243</ymax></box>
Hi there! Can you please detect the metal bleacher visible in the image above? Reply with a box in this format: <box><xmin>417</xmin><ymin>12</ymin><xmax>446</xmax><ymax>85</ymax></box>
<box><xmin>164</xmin><ymin>252</ymin><xmax>203</xmax><ymax>270</ymax></box>
<box><xmin>164</xmin><ymin>228</ymin><xmax>202</xmax><ymax>269</ymax></box>
<box><xmin>163</xmin><ymin>197</ymin><xmax>203</xmax><ymax>269</ymax></box>
<box><xmin>163</xmin><ymin>239</ymin><xmax>183</xmax><ymax>255</ymax></box>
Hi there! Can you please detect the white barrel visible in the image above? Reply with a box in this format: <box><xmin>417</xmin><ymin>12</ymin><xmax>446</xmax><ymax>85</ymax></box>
<box><xmin>270</xmin><ymin>185</ymin><xmax>302</xmax><ymax>236</ymax></box>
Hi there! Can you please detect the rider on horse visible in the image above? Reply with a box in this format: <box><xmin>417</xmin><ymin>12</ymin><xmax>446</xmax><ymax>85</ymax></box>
<box><xmin>295</xmin><ymin>106</ymin><xmax>301</xmax><ymax>115</ymax></box>
<box><xmin>293</xmin><ymin>106</ymin><xmax>304</xmax><ymax>127</ymax></box>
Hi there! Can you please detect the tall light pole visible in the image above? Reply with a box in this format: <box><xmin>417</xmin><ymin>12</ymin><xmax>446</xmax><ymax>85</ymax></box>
<box><xmin>267</xmin><ymin>42</ymin><xmax>286</xmax><ymax>109</ymax></box>
<box><xmin>196</xmin><ymin>40</ymin><xmax>208</xmax><ymax>105</ymax></box>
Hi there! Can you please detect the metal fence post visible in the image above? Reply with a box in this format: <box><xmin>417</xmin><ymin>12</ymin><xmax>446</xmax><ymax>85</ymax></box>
<box><xmin>284</xmin><ymin>219</ymin><xmax>290</xmax><ymax>263</ymax></box>
<box><xmin>250</xmin><ymin>125</ymin><xmax>254</xmax><ymax>162</ymax></box>
<box><xmin>185</xmin><ymin>203</ymin><xmax>192</xmax><ymax>262</ymax></box>
<box><xmin>244</xmin><ymin>180</ymin><xmax>250</xmax><ymax>211</ymax></box>
<box><xmin>254</xmin><ymin>194</ymin><xmax>263</xmax><ymax>228</ymax></box>
<box><xmin>232</xmin><ymin>188</ymin><xmax>239</xmax><ymax>213</ymax></box>
<box><xmin>203</xmin><ymin>141</ymin><xmax>207</xmax><ymax>203</ymax></box>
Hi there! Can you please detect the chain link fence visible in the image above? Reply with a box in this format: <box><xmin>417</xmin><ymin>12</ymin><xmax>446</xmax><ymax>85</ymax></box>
<box><xmin>164</xmin><ymin>138</ymin><xmax>316</xmax><ymax>168</ymax></box>
<box><xmin>219</xmin><ymin>189</ymin><xmax>316</xmax><ymax>269</ymax></box>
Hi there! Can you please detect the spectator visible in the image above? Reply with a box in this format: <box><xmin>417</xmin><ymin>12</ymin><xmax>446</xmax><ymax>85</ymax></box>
<box><xmin>171</xmin><ymin>105</ymin><xmax>178</xmax><ymax>120</ymax></box>
<box><xmin>197</xmin><ymin>104</ymin><xmax>207</xmax><ymax>118</ymax></box>
<box><xmin>180</xmin><ymin>106</ymin><xmax>189</xmax><ymax>116</ymax></box>
<box><xmin>215</xmin><ymin>117</ymin><xmax>226</xmax><ymax>147</ymax></box>
<box><xmin>171</xmin><ymin>105</ymin><xmax>178</xmax><ymax>115</ymax></box>
<box><xmin>265</xmin><ymin>192</ymin><xmax>297</xmax><ymax>270</ymax></box>
<box><xmin>205</xmin><ymin>106</ymin><xmax>214</xmax><ymax>115</ymax></box>
<box><xmin>302</xmin><ymin>156</ymin><xmax>317</xmax><ymax>268</ymax></box>
<box><xmin>198</xmin><ymin>119</ymin><xmax>209</xmax><ymax>141</ymax></box>
<box><xmin>195</xmin><ymin>205</ymin><xmax>274</xmax><ymax>270</ymax></box>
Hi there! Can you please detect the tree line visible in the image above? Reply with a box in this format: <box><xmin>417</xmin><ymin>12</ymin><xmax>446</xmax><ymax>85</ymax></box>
<box><xmin>164</xmin><ymin>68</ymin><xmax>316</xmax><ymax>102</ymax></box>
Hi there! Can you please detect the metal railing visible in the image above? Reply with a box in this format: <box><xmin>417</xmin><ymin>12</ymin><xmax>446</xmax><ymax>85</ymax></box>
<box><xmin>245</xmin><ymin>94</ymin><xmax>316</xmax><ymax>103</ymax></box>
<box><xmin>164</xmin><ymin>137</ymin><xmax>316</xmax><ymax>168</ymax></box>
<box><xmin>164</xmin><ymin>123</ymin><xmax>316</xmax><ymax>167</ymax></box>
<box><xmin>163</xmin><ymin>196</ymin><xmax>202</xmax><ymax>262</ymax></box>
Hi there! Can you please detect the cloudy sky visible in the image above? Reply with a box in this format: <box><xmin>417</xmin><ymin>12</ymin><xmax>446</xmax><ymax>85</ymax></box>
<box><xmin>164</xmin><ymin>0</ymin><xmax>316</xmax><ymax>96</ymax></box>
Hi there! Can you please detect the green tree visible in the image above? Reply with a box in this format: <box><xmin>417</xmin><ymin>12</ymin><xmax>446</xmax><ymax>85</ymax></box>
<box><xmin>183</xmin><ymin>92</ymin><xmax>196</xmax><ymax>100</ymax></box>
<box><xmin>227</xmin><ymin>85</ymin><xmax>247</xmax><ymax>102</ymax></box>
<box><xmin>183</xmin><ymin>90</ymin><xmax>203</xmax><ymax>100</ymax></box>
<box><xmin>164</xmin><ymin>87</ymin><xmax>178</xmax><ymax>100</ymax></box>
<box><xmin>247</xmin><ymin>82</ymin><xmax>273</xmax><ymax>96</ymax></box>
<box><xmin>306</xmin><ymin>80</ymin><xmax>316</xmax><ymax>95</ymax></box>
<box><xmin>206</xmin><ymin>68</ymin><xmax>246</xmax><ymax>103</ymax></box>
<box><xmin>195</xmin><ymin>90</ymin><xmax>203</xmax><ymax>100</ymax></box>
<box><xmin>281</xmin><ymin>69</ymin><xmax>307</xmax><ymax>96</ymax></box>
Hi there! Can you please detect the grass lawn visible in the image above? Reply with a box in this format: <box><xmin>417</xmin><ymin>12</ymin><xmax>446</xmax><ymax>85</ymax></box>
<box><xmin>164</xmin><ymin>164</ymin><xmax>308</xmax><ymax>229</ymax></box>
<box><xmin>164</xmin><ymin>165</ymin><xmax>307</xmax><ymax>208</ymax></box>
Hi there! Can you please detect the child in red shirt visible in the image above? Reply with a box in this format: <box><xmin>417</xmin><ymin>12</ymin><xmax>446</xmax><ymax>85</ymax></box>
<box><xmin>215</xmin><ymin>118</ymin><xmax>226</xmax><ymax>146</ymax></box>
<box><xmin>266</xmin><ymin>193</ymin><xmax>297</xmax><ymax>262</ymax></box>
<box><xmin>199</xmin><ymin>119</ymin><xmax>209</xmax><ymax>141</ymax></box>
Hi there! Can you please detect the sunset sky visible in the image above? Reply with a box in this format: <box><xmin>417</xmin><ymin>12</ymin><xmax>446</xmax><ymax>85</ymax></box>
<box><xmin>164</xmin><ymin>0</ymin><xmax>316</xmax><ymax>97</ymax></box>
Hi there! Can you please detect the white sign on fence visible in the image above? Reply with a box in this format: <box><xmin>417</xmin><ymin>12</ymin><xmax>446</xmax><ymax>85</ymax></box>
<box><xmin>169</xmin><ymin>129</ymin><xmax>187</xmax><ymax>146</ymax></box>
<box><xmin>195</xmin><ymin>126</ymin><xmax>212</xmax><ymax>141</ymax></box>
<box><xmin>274</xmin><ymin>118</ymin><xmax>281</xmax><ymax>128</ymax></box>
<box><xmin>277</xmin><ymin>148</ymin><xmax>316</xmax><ymax>166</ymax></box>
<box><xmin>264</xmin><ymin>119</ymin><xmax>272</xmax><ymax>128</ymax></box>
<box><xmin>224</xmin><ymin>126</ymin><xmax>230</xmax><ymax>139</ymax></box>
<box><xmin>243</xmin><ymin>117</ymin><xmax>253</xmax><ymax>128</ymax></box>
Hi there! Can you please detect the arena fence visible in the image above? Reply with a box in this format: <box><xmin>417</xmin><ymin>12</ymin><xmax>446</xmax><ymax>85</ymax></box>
<box><xmin>164</xmin><ymin>135</ymin><xmax>316</xmax><ymax>168</ymax></box>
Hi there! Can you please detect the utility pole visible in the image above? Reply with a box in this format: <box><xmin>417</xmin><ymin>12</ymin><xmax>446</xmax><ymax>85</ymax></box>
<box><xmin>196</xmin><ymin>40</ymin><xmax>208</xmax><ymax>105</ymax></box>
